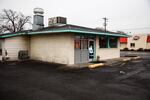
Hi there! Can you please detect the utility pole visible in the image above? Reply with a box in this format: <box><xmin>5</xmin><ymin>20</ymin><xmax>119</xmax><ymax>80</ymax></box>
<box><xmin>102</xmin><ymin>17</ymin><xmax>108</xmax><ymax>32</ymax></box>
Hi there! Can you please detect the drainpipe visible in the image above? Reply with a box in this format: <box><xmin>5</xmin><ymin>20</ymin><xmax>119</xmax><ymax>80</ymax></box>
<box><xmin>107</xmin><ymin>36</ymin><xmax>110</xmax><ymax>48</ymax></box>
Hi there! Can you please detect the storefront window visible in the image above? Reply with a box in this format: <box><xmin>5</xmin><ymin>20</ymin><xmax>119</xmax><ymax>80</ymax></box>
<box><xmin>109</xmin><ymin>37</ymin><xmax>118</xmax><ymax>48</ymax></box>
<box><xmin>81</xmin><ymin>39</ymin><xmax>88</xmax><ymax>49</ymax></box>
<box><xmin>74</xmin><ymin>39</ymin><xmax>81</xmax><ymax>49</ymax></box>
<box><xmin>99</xmin><ymin>36</ymin><xmax>108</xmax><ymax>48</ymax></box>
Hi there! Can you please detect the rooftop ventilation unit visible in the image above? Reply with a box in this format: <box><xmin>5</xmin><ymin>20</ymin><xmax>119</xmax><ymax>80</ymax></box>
<box><xmin>33</xmin><ymin>8</ymin><xmax>44</xmax><ymax>30</ymax></box>
<box><xmin>48</xmin><ymin>17</ymin><xmax>67</xmax><ymax>27</ymax></box>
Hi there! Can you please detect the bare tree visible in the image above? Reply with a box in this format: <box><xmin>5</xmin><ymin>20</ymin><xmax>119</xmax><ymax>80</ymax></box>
<box><xmin>95</xmin><ymin>27</ymin><xmax>105</xmax><ymax>31</ymax></box>
<box><xmin>116</xmin><ymin>31</ymin><xmax>126</xmax><ymax>34</ymax></box>
<box><xmin>0</xmin><ymin>9</ymin><xmax>31</xmax><ymax>34</ymax></box>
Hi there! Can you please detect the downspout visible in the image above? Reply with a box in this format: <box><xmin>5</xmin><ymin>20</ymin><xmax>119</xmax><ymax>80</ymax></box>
<box><xmin>107</xmin><ymin>36</ymin><xmax>110</xmax><ymax>48</ymax></box>
<box><xmin>94</xmin><ymin>35</ymin><xmax>97</xmax><ymax>61</ymax></box>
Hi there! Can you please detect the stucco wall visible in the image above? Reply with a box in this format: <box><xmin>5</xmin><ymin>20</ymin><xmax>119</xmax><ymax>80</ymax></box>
<box><xmin>30</xmin><ymin>33</ymin><xmax>74</xmax><ymax>64</ymax></box>
<box><xmin>120</xmin><ymin>43</ymin><xmax>127</xmax><ymax>50</ymax></box>
<box><xmin>3</xmin><ymin>36</ymin><xmax>29</xmax><ymax>61</ymax></box>
<box><xmin>96</xmin><ymin>36</ymin><xmax>120</xmax><ymax>60</ymax></box>
<box><xmin>127</xmin><ymin>34</ymin><xmax>147</xmax><ymax>50</ymax></box>
<box><xmin>146</xmin><ymin>43</ymin><xmax>150</xmax><ymax>49</ymax></box>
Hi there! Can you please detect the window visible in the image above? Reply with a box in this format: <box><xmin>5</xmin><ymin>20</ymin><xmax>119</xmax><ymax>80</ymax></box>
<box><xmin>109</xmin><ymin>37</ymin><xmax>118</xmax><ymax>48</ymax></box>
<box><xmin>74</xmin><ymin>39</ymin><xmax>81</xmax><ymax>49</ymax></box>
<box><xmin>99</xmin><ymin>36</ymin><xmax>118</xmax><ymax>48</ymax></box>
<box><xmin>99</xmin><ymin>36</ymin><xmax>108</xmax><ymax>48</ymax></box>
<box><xmin>81</xmin><ymin>39</ymin><xmax>88</xmax><ymax>49</ymax></box>
<box><xmin>75</xmin><ymin>35</ymin><xmax>91</xmax><ymax>50</ymax></box>
<box><xmin>130</xmin><ymin>43</ymin><xmax>135</xmax><ymax>47</ymax></box>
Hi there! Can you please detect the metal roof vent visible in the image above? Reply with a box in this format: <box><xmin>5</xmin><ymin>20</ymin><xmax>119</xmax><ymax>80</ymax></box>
<box><xmin>33</xmin><ymin>8</ymin><xmax>44</xmax><ymax>30</ymax></box>
<box><xmin>34</xmin><ymin>8</ymin><xmax>44</xmax><ymax>15</ymax></box>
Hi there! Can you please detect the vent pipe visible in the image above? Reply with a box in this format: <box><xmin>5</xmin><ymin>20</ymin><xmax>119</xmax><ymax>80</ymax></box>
<box><xmin>32</xmin><ymin>8</ymin><xmax>44</xmax><ymax>30</ymax></box>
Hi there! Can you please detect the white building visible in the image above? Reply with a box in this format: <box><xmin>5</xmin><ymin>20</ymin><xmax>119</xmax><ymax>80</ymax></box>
<box><xmin>0</xmin><ymin>24</ymin><xmax>129</xmax><ymax>65</ymax></box>
<box><xmin>0</xmin><ymin>8</ymin><xmax>128</xmax><ymax>65</ymax></box>
<box><xmin>120</xmin><ymin>34</ymin><xmax>150</xmax><ymax>50</ymax></box>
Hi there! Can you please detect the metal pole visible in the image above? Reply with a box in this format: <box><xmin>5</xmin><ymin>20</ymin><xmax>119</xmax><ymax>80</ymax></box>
<box><xmin>103</xmin><ymin>17</ymin><xmax>108</xmax><ymax>32</ymax></box>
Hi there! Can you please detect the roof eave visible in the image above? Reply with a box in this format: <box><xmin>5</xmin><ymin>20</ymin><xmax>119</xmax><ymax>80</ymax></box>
<box><xmin>0</xmin><ymin>32</ymin><xmax>27</xmax><ymax>38</ymax></box>
<box><xmin>28</xmin><ymin>29</ymin><xmax>129</xmax><ymax>37</ymax></box>
<box><xmin>0</xmin><ymin>29</ymin><xmax>129</xmax><ymax>38</ymax></box>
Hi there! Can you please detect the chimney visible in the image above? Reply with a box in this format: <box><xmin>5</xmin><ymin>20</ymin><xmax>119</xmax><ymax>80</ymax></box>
<box><xmin>33</xmin><ymin>8</ymin><xmax>44</xmax><ymax>30</ymax></box>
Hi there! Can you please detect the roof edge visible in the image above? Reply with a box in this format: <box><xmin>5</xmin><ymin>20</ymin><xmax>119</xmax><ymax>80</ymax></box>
<box><xmin>28</xmin><ymin>29</ymin><xmax>129</xmax><ymax>37</ymax></box>
<box><xmin>0</xmin><ymin>29</ymin><xmax>129</xmax><ymax>38</ymax></box>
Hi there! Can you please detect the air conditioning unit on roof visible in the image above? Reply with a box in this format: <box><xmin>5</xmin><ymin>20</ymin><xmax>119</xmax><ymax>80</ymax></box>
<box><xmin>48</xmin><ymin>17</ymin><xmax>67</xmax><ymax>27</ymax></box>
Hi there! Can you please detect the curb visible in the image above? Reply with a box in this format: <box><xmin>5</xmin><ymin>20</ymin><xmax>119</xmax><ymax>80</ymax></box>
<box><xmin>131</xmin><ymin>56</ymin><xmax>141</xmax><ymax>60</ymax></box>
<box><xmin>88</xmin><ymin>63</ymin><xmax>105</xmax><ymax>69</ymax></box>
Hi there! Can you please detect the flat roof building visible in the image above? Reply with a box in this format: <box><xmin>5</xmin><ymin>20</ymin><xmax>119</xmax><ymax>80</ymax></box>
<box><xmin>120</xmin><ymin>34</ymin><xmax>150</xmax><ymax>50</ymax></box>
<box><xmin>0</xmin><ymin>24</ymin><xmax>128</xmax><ymax>65</ymax></box>
<box><xmin>0</xmin><ymin>9</ymin><xmax>128</xmax><ymax>65</ymax></box>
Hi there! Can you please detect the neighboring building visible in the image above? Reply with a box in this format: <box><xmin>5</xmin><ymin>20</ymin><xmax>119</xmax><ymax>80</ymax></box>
<box><xmin>119</xmin><ymin>37</ymin><xmax>128</xmax><ymax>50</ymax></box>
<box><xmin>120</xmin><ymin>34</ymin><xmax>150</xmax><ymax>50</ymax></box>
<box><xmin>0</xmin><ymin>8</ymin><xmax>128</xmax><ymax>65</ymax></box>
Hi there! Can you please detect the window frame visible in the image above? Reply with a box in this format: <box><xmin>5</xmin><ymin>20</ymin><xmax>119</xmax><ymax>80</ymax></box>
<box><xmin>99</xmin><ymin>36</ymin><xmax>108</xmax><ymax>48</ymax></box>
<box><xmin>99</xmin><ymin>36</ymin><xmax>118</xmax><ymax>48</ymax></box>
<box><xmin>130</xmin><ymin>43</ymin><xmax>135</xmax><ymax>47</ymax></box>
<box><xmin>109</xmin><ymin>36</ymin><xmax>118</xmax><ymax>48</ymax></box>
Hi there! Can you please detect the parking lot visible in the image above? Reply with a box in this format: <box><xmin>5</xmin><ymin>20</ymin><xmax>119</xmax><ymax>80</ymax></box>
<box><xmin>0</xmin><ymin>51</ymin><xmax>150</xmax><ymax>100</ymax></box>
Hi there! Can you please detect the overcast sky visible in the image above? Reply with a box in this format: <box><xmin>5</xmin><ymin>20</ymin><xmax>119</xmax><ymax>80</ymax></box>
<box><xmin>0</xmin><ymin>0</ymin><xmax>150</xmax><ymax>34</ymax></box>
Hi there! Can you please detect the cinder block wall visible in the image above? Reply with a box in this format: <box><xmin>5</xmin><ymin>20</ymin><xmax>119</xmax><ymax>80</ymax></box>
<box><xmin>3</xmin><ymin>36</ymin><xmax>29</xmax><ymax>60</ymax></box>
<box><xmin>96</xmin><ymin>36</ymin><xmax>120</xmax><ymax>60</ymax></box>
<box><xmin>30</xmin><ymin>33</ymin><xmax>74</xmax><ymax>64</ymax></box>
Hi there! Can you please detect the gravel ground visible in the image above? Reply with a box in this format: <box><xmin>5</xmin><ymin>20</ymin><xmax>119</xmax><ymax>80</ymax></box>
<box><xmin>0</xmin><ymin>51</ymin><xmax>150</xmax><ymax>100</ymax></box>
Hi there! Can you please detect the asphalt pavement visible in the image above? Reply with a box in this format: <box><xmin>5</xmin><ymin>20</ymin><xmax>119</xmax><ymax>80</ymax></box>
<box><xmin>0</xmin><ymin>51</ymin><xmax>150</xmax><ymax>100</ymax></box>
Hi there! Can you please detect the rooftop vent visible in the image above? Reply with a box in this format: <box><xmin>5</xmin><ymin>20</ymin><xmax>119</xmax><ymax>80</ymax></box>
<box><xmin>33</xmin><ymin>8</ymin><xmax>44</xmax><ymax>30</ymax></box>
<box><xmin>34</xmin><ymin>8</ymin><xmax>44</xmax><ymax>15</ymax></box>
<box><xmin>48</xmin><ymin>17</ymin><xmax>67</xmax><ymax>27</ymax></box>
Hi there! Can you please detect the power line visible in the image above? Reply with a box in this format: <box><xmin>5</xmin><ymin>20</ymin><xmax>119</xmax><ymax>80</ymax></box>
<box><xmin>117</xmin><ymin>27</ymin><xmax>150</xmax><ymax>30</ymax></box>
